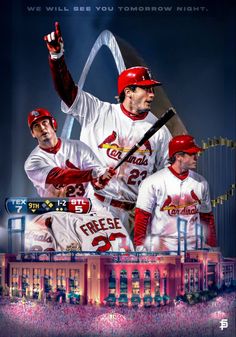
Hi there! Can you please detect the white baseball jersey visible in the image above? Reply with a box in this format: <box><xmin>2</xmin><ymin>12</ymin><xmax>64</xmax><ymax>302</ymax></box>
<box><xmin>25</xmin><ymin>211</ymin><xmax>134</xmax><ymax>252</ymax></box>
<box><xmin>61</xmin><ymin>89</ymin><xmax>171</xmax><ymax>203</ymax></box>
<box><xmin>24</xmin><ymin>138</ymin><xmax>105</xmax><ymax>198</ymax></box>
<box><xmin>136</xmin><ymin>167</ymin><xmax>212</xmax><ymax>251</ymax></box>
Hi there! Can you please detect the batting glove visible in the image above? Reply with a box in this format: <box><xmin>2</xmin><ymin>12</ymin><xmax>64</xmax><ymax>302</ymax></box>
<box><xmin>44</xmin><ymin>22</ymin><xmax>64</xmax><ymax>59</ymax></box>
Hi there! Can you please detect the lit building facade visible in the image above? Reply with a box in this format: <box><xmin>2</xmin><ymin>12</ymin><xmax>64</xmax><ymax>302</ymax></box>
<box><xmin>0</xmin><ymin>251</ymin><xmax>236</xmax><ymax>305</ymax></box>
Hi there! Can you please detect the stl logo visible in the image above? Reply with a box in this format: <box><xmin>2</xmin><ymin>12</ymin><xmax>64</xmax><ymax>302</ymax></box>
<box><xmin>219</xmin><ymin>318</ymin><xmax>228</xmax><ymax>330</ymax></box>
<box><xmin>31</xmin><ymin>110</ymin><xmax>40</xmax><ymax>117</ymax></box>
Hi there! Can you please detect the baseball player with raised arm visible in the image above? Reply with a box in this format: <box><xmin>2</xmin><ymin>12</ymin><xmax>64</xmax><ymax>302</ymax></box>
<box><xmin>25</xmin><ymin>211</ymin><xmax>134</xmax><ymax>252</ymax></box>
<box><xmin>25</xmin><ymin>108</ymin><xmax>115</xmax><ymax>198</ymax></box>
<box><xmin>44</xmin><ymin>22</ymin><xmax>172</xmax><ymax>233</ymax></box>
<box><xmin>134</xmin><ymin>135</ymin><xmax>217</xmax><ymax>252</ymax></box>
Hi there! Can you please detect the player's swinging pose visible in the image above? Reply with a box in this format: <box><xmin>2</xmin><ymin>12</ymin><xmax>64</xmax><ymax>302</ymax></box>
<box><xmin>25</xmin><ymin>108</ymin><xmax>115</xmax><ymax>197</ymax></box>
<box><xmin>134</xmin><ymin>135</ymin><xmax>217</xmax><ymax>251</ymax></box>
<box><xmin>44</xmin><ymin>22</ymin><xmax>172</xmax><ymax>234</ymax></box>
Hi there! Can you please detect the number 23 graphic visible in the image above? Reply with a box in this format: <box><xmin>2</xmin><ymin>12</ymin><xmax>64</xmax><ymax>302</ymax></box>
<box><xmin>92</xmin><ymin>232</ymin><xmax>126</xmax><ymax>252</ymax></box>
<box><xmin>127</xmin><ymin>169</ymin><xmax>147</xmax><ymax>185</ymax></box>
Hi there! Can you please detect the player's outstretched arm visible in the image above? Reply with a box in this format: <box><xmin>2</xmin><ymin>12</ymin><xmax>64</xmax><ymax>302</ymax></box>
<box><xmin>44</xmin><ymin>22</ymin><xmax>77</xmax><ymax>107</ymax></box>
<box><xmin>46</xmin><ymin>166</ymin><xmax>94</xmax><ymax>185</ymax></box>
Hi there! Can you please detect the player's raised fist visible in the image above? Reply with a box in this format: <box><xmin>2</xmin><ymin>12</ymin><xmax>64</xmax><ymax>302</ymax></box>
<box><xmin>44</xmin><ymin>22</ymin><xmax>64</xmax><ymax>59</ymax></box>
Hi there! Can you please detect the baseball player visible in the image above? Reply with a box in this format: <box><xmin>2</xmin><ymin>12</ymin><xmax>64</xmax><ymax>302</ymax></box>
<box><xmin>25</xmin><ymin>108</ymin><xmax>115</xmax><ymax>198</ymax></box>
<box><xmin>25</xmin><ymin>211</ymin><xmax>134</xmax><ymax>252</ymax></box>
<box><xmin>134</xmin><ymin>135</ymin><xmax>217</xmax><ymax>252</ymax></box>
<box><xmin>44</xmin><ymin>22</ymin><xmax>172</xmax><ymax>233</ymax></box>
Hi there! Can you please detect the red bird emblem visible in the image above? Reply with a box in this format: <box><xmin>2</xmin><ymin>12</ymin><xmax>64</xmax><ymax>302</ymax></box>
<box><xmin>65</xmin><ymin>159</ymin><xmax>80</xmax><ymax>170</ymax></box>
<box><xmin>98</xmin><ymin>131</ymin><xmax>117</xmax><ymax>148</ymax></box>
<box><xmin>160</xmin><ymin>195</ymin><xmax>172</xmax><ymax>211</ymax></box>
<box><xmin>144</xmin><ymin>140</ymin><xmax>153</xmax><ymax>156</ymax></box>
<box><xmin>190</xmin><ymin>190</ymin><xmax>201</xmax><ymax>204</ymax></box>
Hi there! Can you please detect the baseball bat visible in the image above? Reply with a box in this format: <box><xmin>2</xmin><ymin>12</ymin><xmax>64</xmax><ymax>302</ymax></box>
<box><xmin>114</xmin><ymin>107</ymin><xmax>176</xmax><ymax>170</ymax></box>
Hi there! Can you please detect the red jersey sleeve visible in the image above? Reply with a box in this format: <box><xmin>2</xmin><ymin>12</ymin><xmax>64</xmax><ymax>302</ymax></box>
<box><xmin>134</xmin><ymin>207</ymin><xmax>152</xmax><ymax>247</ymax></box>
<box><xmin>49</xmin><ymin>56</ymin><xmax>78</xmax><ymax>107</ymax></box>
<box><xmin>46</xmin><ymin>167</ymin><xmax>93</xmax><ymax>185</ymax></box>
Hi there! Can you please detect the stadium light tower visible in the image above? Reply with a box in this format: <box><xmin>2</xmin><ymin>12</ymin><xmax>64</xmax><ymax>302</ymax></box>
<box><xmin>177</xmin><ymin>217</ymin><xmax>187</xmax><ymax>255</ymax></box>
<box><xmin>195</xmin><ymin>223</ymin><xmax>203</xmax><ymax>250</ymax></box>
<box><xmin>8</xmin><ymin>216</ymin><xmax>25</xmax><ymax>253</ymax></box>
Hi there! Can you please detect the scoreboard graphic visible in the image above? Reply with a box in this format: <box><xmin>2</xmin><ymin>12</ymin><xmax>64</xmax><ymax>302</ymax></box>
<box><xmin>5</xmin><ymin>197</ymin><xmax>92</xmax><ymax>215</ymax></box>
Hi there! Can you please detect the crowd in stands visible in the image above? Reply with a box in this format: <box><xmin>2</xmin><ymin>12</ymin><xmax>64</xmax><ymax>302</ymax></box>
<box><xmin>0</xmin><ymin>292</ymin><xmax>235</xmax><ymax>337</ymax></box>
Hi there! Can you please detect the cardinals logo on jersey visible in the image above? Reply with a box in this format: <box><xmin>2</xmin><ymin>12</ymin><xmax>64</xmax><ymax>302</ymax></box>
<box><xmin>25</xmin><ymin>230</ymin><xmax>55</xmax><ymax>252</ymax></box>
<box><xmin>98</xmin><ymin>131</ymin><xmax>153</xmax><ymax>165</ymax></box>
<box><xmin>160</xmin><ymin>190</ymin><xmax>201</xmax><ymax>216</ymax></box>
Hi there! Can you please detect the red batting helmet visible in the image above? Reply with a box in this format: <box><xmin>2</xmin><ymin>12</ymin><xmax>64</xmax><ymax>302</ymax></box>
<box><xmin>169</xmin><ymin>135</ymin><xmax>203</xmax><ymax>158</ymax></box>
<box><xmin>118</xmin><ymin>66</ymin><xmax>161</xmax><ymax>95</ymax></box>
<box><xmin>28</xmin><ymin>108</ymin><xmax>58</xmax><ymax>130</ymax></box>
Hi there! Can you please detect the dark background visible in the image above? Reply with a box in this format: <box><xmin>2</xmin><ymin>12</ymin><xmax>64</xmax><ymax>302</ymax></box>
<box><xmin>1</xmin><ymin>0</ymin><xmax>235</xmax><ymax>255</ymax></box>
